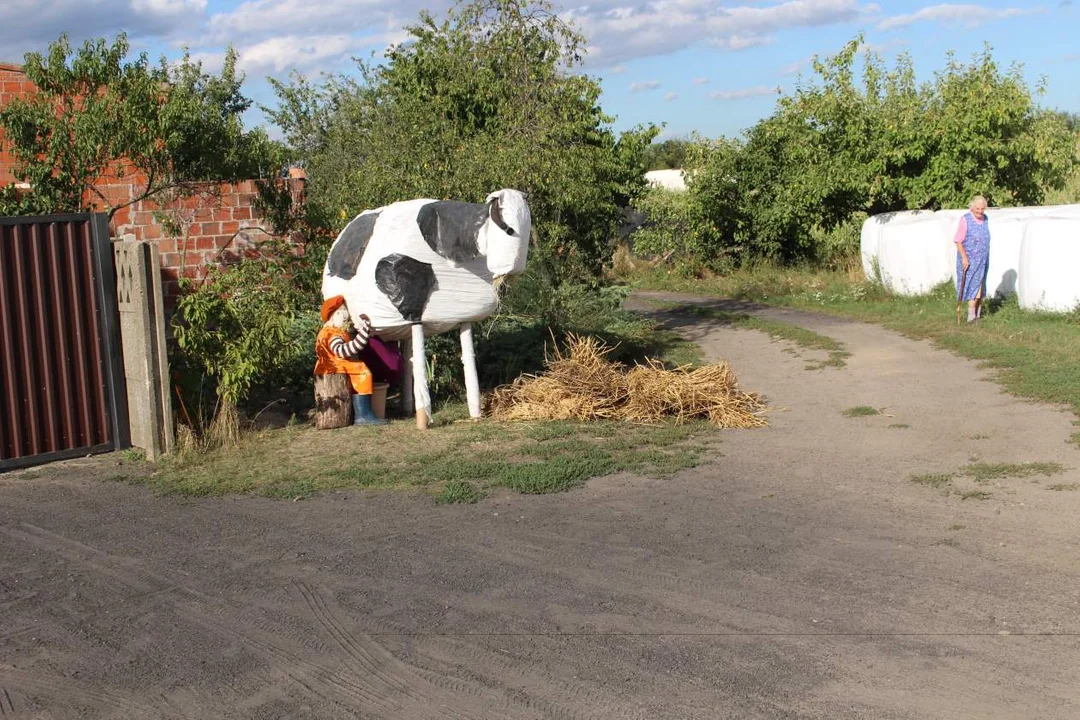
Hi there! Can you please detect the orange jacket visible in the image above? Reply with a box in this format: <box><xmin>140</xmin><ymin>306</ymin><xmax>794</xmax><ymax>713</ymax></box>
<box><xmin>315</xmin><ymin>327</ymin><xmax>373</xmax><ymax>395</ymax></box>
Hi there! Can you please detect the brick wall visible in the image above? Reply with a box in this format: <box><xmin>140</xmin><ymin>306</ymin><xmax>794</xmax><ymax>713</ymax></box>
<box><xmin>0</xmin><ymin>62</ymin><xmax>304</xmax><ymax>304</ymax></box>
<box><xmin>0</xmin><ymin>63</ymin><xmax>35</xmax><ymax>186</ymax></box>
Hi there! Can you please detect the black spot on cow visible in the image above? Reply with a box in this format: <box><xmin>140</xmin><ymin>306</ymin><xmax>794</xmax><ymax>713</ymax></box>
<box><xmin>375</xmin><ymin>253</ymin><xmax>437</xmax><ymax>323</ymax></box>
<box><xmin>416</xmin><ymin>201</ymin><xmax>487</xmax><ymax>265</ymax></box>
<box><xmin>327</xmin><ymin>211</ymin><xmax>380</xmax><ymax>280</ymax></box>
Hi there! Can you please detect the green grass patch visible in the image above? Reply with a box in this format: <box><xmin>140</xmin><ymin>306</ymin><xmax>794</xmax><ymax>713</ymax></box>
<box><xmin>948</xmin><ymin>524</ymin><xmax>966</xmax><ymax>531</ymax></box>
<box><xmin>646</xmin><ymin>302</ymin><xmax>849</xmax><ymax>369</ymax></box>
<box><xmin>843</xmin><ymin>406</ymin><xmax>880</xmax><ymax>418</ymax></box>
<box><xmin>910</xmin><ymin>472</ymin><xmax>953</xmax><ymax>489</ymax></box>
<box><xmin>959</xmin><ymin>490</ymin><xmax>993</xmax><ymax>501</ymax></box>
<box><xmin>144</xmin><ymin>404</ymin><xmax>716</xmax><ymax>501</ymax></box>
<box><xmin>625</xmin><ymin>265</ymin><xmax>1080</xmax><ymax>444</ymax></box>
<box><xmin>961</xmin><ymin>461</ymin><xmax>1065</xmax><ymax>483</ymax></box>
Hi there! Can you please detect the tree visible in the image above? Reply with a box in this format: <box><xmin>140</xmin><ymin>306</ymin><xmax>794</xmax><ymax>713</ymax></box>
<box><xmin>266</xmin><ymin>0</ymin><xmax>657</xmax><ymax>280</ymax></box>
<box><xmin>680</xmin><ymin>37</ymin><xmax>1078</xmax><ymax>265</ymax></box>
<box><xmin>0</xmin><ymin>33</ymin><xmax>280</xmax><ymax>217</ymax></box>
<box><xmin>643</xmin><ymin>139</ymin><xmax>690</xmax><ymax>170</ymax></box>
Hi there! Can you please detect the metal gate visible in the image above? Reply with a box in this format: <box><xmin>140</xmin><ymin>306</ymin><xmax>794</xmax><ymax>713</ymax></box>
<box><xmin>0</xmin><ymin>213</ymin><xmax>128</xmax><ymax>471</ymax></box>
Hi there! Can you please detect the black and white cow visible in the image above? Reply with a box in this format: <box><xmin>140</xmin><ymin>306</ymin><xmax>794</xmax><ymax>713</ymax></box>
<box><xmin>322</xmin><ymin>189</ymin><xmax>531</xmax><ymax>422</ymax></box>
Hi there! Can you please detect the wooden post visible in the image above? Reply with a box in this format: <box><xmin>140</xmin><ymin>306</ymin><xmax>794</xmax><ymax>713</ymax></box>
<box><xmin>314</xmin><ymin>373</ymin><xmax>352</xmax><ymax>429</ymax></box>
<box><xmin>411</xmin><ymin>323</ymin><xmax>430</xmax><ymax>430</ymax></box>
<box><xmin>460</xmin><ymin>323</ymin><xmax>482</xmax><ymax>419</ymax></box>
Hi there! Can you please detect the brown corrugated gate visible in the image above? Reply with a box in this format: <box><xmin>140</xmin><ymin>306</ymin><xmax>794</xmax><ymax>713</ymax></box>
<box><xmin>0</xmin><ymin>213</ymin><xmax>128</xmax><ymax>471</ymax></box>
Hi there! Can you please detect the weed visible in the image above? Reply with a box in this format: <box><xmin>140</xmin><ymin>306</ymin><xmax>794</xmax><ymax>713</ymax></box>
<box><xmin>843</xmin><ymin>406</ymin><xmax>880</xmax><ymax>418</ymax></box>
<box><xmin>959</xmin><ymin>490</ymin><xmax>992</xmax><ymax>501</ymax></box>
<box><xmin>970</xmin><ymin>434</ymin><xmax>990</xmax><ymax>440</ymax></box>
<box><xmin>889</xmin><ymin>423</ymin><xmax>911</xmax><ymax>429</ymax></box>
<box><xmin>435</xmin><ymin>480</ymin><xmax>483</xmax><ymax>504</ymax></box>
<box><xmin>931</xmin><ymin>538</ymin><xmax>960</xmax><ymax>547</ymax></box>
<box><xmin>119</xmin><ymin>448</ymin><xmax>147</xmax><ymax>463</ymax></box>
<box><xmin>910</xmin><ymin>473</ymin><xmax>952</xmax><ymax>489</ymax></box>
<box><xmin>947</xmin><ymin>524</ymin><xmax>966</xmax><ymax>531</ymax></box>
<box><xmin>962</xmin><ymin>462</ymin><xmax>1065</xmax><ymax>483</ymax></box>
<box><xmin>1047</xmin><ymin>483</ymin><xmax>1080</xmax><ymax>492</ymax></box>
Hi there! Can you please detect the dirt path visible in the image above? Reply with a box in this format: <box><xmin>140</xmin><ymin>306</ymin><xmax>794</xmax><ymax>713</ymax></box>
<box><xmin>2</xmin><ymin>294</ymin><xmax>1079</xmax><ymax>719</ymax></box>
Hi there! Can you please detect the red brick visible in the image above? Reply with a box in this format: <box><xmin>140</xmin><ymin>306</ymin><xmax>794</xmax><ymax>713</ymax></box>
<box><xmin>198</xmin><ymin>222</ymin><xmax>220</xmax><ymax>236</ymax></box>
<box><xmin>140</xmin><ymin>224</ymin><xmax>162</xmax><ymax>240</ymax></box>
<box><xmin>219</xmin><ymin>220</ymin><xmax>240</xmax><ymax>236</ymax></box>
<box><xmin>160</xmin><ymin>252</ymin><xmax>181</xmax><ymax>269</ymax></box>
<box><xmin>231</xmin><ymin>206</ymin><xmax>252</xmax><ymax>221</ymax></box>
<box><xmin>157</xmin><ymin>239</ymin><xmax>177</xmax><ymax>253</ymax></box>
<box><xmin>195</xmin><ymin>237</ymin><xmax>217</xmax><ymax>251</ymax></box>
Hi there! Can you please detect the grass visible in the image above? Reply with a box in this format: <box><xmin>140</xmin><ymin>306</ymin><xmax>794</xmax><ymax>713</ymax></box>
<box><xmin>908</xmin><ymin>461</ymin><xmax>1067</xmax><ymax>496</ymax></box>
<box><xmin>843</xmin><ymin>406</ymin><xmax>880</xmax><ymax>418</ymax></box>
<box><xmin>1047</xmin><ymin>483</ymin><xmax>1079</xmax><ymax>491</ymax></box>
<box><xmin>961</xmin><ymin>461</ymin><xmax>1065</xmax><ymax>483</ymax></box>
<box><xmin>140</xmin><ymin>403</ymin><xmax>714</xmax><ymax>502</ymax></box>
<box><xmin>624</xmin><ymin>264</ymin><xmax>1080</xmax><ymax>444</ymax></box>
<box><xmin>889</xmin><ymin>423</ymin><xmax>911</xmax><ymax>429</ymax></box>
<box><xmin>910</xmin><ymin>473</ymin><xmax>953</xmax><ymax>489</ymax></box>
<box><xmin>645</xmin><ymin>302</ymin><xmax>849</xmax><ymax>369</ymax></box>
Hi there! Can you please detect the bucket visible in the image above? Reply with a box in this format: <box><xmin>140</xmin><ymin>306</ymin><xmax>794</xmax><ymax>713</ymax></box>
<box><xmin>372</xmin><ymin>383</ymin><xmax>389</xmax><ymax>419</ymax></box>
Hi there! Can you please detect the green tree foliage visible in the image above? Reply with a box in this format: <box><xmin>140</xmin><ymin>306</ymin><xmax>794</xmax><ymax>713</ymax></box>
<box><xmin>674</xmin><ymin>38</ymin><xmax>1078</xmax><ymax>266</ymax></box>
<box><xmin>0</xmin><ymin>33</ymin><xmax>280</xmax><ymax>217</ymax></box>
<box><xmin>266</xmin><ymin>0</ymin><xmax>657</xmax><ymax>279</ymax></box>
<box><xmin>642</xmin><ymin>139</ymin><xmax>690</xmax><ymax>170</ymax></box>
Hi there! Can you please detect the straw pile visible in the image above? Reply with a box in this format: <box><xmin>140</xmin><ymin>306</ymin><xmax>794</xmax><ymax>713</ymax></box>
<box><xmin>487</xmin><ymin>335</ymin><xmax>767</xmax><ymax>428</ymax></box>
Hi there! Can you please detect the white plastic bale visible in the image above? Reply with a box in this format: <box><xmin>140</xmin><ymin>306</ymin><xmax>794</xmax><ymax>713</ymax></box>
<box><xmin>1018</xmin><ymin>217</ymin><xmax>1080</xmax><ymax>312</ymax></box>
<box><xmin>985</xmin><ymin>217</ymin><xmax>1025</xmax><ymax>297</ymax></box>
<box><xmin>878</xmin><ymin>216</ymin><xmax>953</xmax><ymax>296</ymax></box>
<box><xmin>860</xmin><ymin>210</ymin><xmax>934</xmax><ymax>281</ymax></box>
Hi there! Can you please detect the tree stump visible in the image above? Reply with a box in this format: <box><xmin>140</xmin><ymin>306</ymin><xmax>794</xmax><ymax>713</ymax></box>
<box><xmin>314</xmin><ymin>373</ymin><xmax>352</xmax><ymax>429</ymax></box>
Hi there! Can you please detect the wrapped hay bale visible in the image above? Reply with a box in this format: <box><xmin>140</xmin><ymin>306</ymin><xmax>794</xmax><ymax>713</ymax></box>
<box><xmin>488</xmin><ymin>335</ymin><xmax>766</xmax><ymax>428</ymax></box>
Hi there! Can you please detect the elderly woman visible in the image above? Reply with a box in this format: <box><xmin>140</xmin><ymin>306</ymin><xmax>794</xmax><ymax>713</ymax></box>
<box><xmin>953</xmin><ymin>195</ymin><xmax>990</xmax><ymax>323</ymax></box>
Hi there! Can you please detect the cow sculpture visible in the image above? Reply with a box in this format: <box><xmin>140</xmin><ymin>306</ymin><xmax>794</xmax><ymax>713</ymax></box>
<box><xmin>322</xmin><ymin>189</ymin><xmax>531</xmax><ymax>426</ymax></box>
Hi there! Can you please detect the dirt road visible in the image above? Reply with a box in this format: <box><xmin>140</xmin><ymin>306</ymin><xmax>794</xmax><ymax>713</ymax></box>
<box><xmin>2</xmin><ymin>294</ymin><xmax>1078</xmax><ymax>719</ymax></box>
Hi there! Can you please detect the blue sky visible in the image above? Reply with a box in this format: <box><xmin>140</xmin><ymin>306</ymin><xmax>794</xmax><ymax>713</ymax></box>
<box><xmin>1</xmin><ymin>1</ymin><xmax>1076</xmax><ymax>141</ymax></box>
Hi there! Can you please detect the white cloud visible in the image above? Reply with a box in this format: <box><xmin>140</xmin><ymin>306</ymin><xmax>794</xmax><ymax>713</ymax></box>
<box><xmin>780</xmin><ymin>56</ymin><xmax>811</xmax><ymax>74</ymax></box>
<box><xmin>234</xmin><ymin>34</ymin><xmax>357</xmax><ymax>74</ymax></box>
<box><xmin>693</xmin><ymin>77</ymin><xmax>711</xmax><ymax>85</ymax></box>
<box><xmin>664</xmin><ymin>91</ymin><xmax>679</xmax><ymax>101</ymax></box>
<box><xmin>877</xmin><ymin>4</ymin><xmax>1041</xmax><ymax>31</ymax></box>
<box><xmin>630</xmin><ymin>80</ymin><xmax>661</xmax><ymax>92</ymax></box>
<box><xmin>573</xmin><ymin>0</ymin><xmax>879</xmax><ymax>67</ymax></box>
<box><xmin>0</xmin><ymin>0</ymin><xmax>205</xmax><ymax>62</ymax></box>
<box><xmin>609</xmin><ymin>64</ymin><xmax>627</xmax><ymax>74</ymax></box>
<box><xmin>709</xmin><ymin>85</ymin><xmax>778</xmax><ymax>100</ymax></box>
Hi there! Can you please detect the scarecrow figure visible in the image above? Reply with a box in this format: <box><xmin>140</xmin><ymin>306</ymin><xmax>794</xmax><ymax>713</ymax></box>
<box><xmin>315</xmin><ymin>295</ymin><xmax>388</xmax><ymax>426</ymax></box>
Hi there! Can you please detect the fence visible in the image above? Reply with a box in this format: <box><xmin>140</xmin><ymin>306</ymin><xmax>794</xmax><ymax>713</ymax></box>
<box><xmin>0</xmin><ymin>213</ymin><xmax>129</xmax><ymax>470</ymax></box>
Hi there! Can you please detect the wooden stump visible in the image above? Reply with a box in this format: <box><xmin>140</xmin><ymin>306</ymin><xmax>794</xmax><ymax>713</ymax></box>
<box><xmin>314</xmin><ymin>373</ymin><xmax>352</xmax><ymax>429</ymax></box>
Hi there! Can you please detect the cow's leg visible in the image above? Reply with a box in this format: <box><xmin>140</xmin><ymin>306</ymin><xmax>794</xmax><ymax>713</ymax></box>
<box><xmin>411</xmin><ymin>323</ymin><xmax>431</xmax><ymax>430</ymax></box>
<box><xmin>400</xmin><ymin>336</ymin><xmax>414</xmax><ymax>418</ymax></box>
<box><xmin>460</xmin><ymin>323</ymin><xmax>481</xmax><ymax>419</ymax></box>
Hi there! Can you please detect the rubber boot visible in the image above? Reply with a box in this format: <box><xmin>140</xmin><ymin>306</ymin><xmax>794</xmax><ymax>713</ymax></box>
<box><xmin>352</xmin><ymin>393</ymin><xmax>388</xmax><ymax>426</ymax></box>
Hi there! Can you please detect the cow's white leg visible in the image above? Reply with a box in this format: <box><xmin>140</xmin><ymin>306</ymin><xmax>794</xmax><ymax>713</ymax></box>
<box><xmin>460</xmin><ymin>323</ymin><xmax>482</xmax><ymax>419</ymax></box>
<box><xmin>411</xmin><ymin>323</ymin><xmax>431</xmax><ymax>429</ymax></box>
<box><xmin>400</xmin><ymin>336</ymin><xmax>414</xmax><ymax>417</ymax></box>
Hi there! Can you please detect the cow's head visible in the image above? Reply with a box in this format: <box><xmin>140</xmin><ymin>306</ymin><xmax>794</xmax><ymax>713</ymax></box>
<box><xmin>480</xmin><ymin>189</ymin><xmax>531</xmax><ymax>279</ymax></box>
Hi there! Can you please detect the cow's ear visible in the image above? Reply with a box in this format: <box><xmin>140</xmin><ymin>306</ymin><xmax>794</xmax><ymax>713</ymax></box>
<box><xmin>489</xmin><ymin>195</ymin><xmax>514</xmax><ymax>235</ymax></box>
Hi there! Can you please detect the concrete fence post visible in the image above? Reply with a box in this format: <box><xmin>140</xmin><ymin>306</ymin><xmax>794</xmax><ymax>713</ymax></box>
<box><xmin>114</xmin><ymin>240</ymin><xmax>174</xmax><ymax>459</ymax></box>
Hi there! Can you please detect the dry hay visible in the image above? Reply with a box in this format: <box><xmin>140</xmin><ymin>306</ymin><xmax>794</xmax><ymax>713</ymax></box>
<box><xmin>487</xmin><ymin>335</ymin><xmax>767</xmax><ymax>428</ymax></box>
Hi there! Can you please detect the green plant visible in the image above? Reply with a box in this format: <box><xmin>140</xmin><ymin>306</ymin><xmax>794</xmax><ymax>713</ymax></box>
<box><xmin>0</xmin><ymin>33</ymin><xmax>281</xmax><ymax>217</ymax></box>
<box><xmin>171</xmin><ymin>240</ymin><xmax>323</xmax><ymax>441</ymax></box>
<box><xmin>842</xmin><ymin>406</ymin><xmax>880</xmax><ymax>417</ymax></box>
<box><xmin>435</xmin><ymin>480</ymin><xmax>483</xmax><ymax>504</ymax></box>
<box><xmin>265</xmin><ymin>0</ymin><xmax>657</xmax><ymax>281</ymax></box>
<box><xmin>910</xmin><ymin>473</ymin><xmax>953</xmax><ymax>489</ymax></box>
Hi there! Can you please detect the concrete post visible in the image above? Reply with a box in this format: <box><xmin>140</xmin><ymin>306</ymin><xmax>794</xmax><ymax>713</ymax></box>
<box><xmin>114</xmin><ymin>240</ymin><xmax>174</xmax><ymax>459</ymax></box>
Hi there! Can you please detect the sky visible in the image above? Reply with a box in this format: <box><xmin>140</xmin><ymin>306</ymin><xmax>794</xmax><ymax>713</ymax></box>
<box><xmin>1</xmin><ymin>1</ymin><xmax>1077</xmax><ymax>141</ymax></box>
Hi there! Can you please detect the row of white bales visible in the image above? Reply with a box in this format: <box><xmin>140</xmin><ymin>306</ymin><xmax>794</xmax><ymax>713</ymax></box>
<box><xmin>860</xmin><ymin>205</ymin><xmax>1080</xmax><ymax>312</ymax></box>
